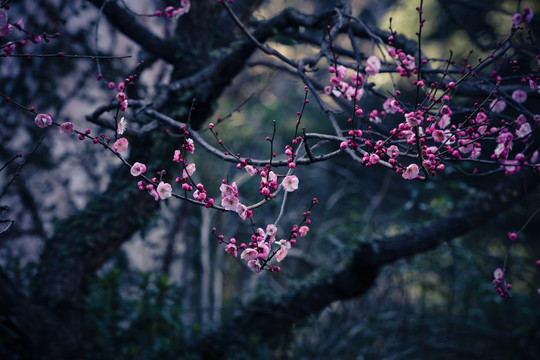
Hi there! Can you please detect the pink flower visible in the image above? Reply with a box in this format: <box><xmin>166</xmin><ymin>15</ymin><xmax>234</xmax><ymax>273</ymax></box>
<box><xmin>222</xmin><ymin>196</ymin><xmax>239</xmax><ymax>211</ymax></box>
<box><xmin>116</xmin><ymin>92</ymin><xmax>127</xmax><ymax>102</ymax></box>
<box><xmin>369</xmin><ymin>153</ymin><xmax>380</xmax><ymax>165</ymax></box>
<box><xmin>281</xmin><ymin>175</ymin><xmax>299</xmax><ymax>192</ymax></box>
<box><xmin>247</xmin><ymin>259</ymin><xmax>262</xmax><ymax>273</ymax></box>
<box><xmin>365</xmin><ymin>55</ymin><xmax>381</xmax><ymax>76</ymax></box>
<box><xmin>185</xmin><ymin>138</ymin><xmax>195</xmax><ymax>154</ymax></box>
<box><xmin>523</xmin><ymin>7</ymin><xmax>533</xmax><ymax>23</ymax></box>
<box><xmin>182</xmin><ymin>163</ymin><xmax>196</xmax><ymax>179</ymax></box>
<box><xmin>402</xmin><ymin>164</ymin><xmax>419</xmax><ymax>180</ymax></box>
<box><xmin>432</xmin><ymin>129</ymin><xmax>445</xmax><ymax>143</ymax></box>
<box><xmin>245</xmin><ymin>165</ymin><xmax>258</xmax><ymax>176</ymax></box>
<box><xmin>516</xmin><ymin>122</ymin><xmax>532</xmax><ymax>139</ymax></box>
<box><xmin>405</xmin><ymin>111</ymin><xmax>423</xmax><ymax>127</ymax></box>
<box><xmin>121</xmin><ymin>100</ymin><xmax>128</xmax><ymax>112</ymax></box>
<box><xmin>511</xmin><ymin>89</ymin><xmax>527</xmax><ymax>103</ymax></box>
<box><xmin>386</xmin><ymin>145</ymin><xmax>399</xmax><ymax>158</ymax></box>
<box><xmin>266</xmin><ymin>224</ymin><xmax>278</xmax><ymax>239</ymax></box>
<box><xmin>130</xmin><ymin>162</ymin><xmax>147</xmax><ymax>176</ymax></box>
<box><xmin>275</xmin><ymin>239</ymin><xmax>291</xmax><ymax>262</ymax></box>
<box><xmin>240</xmin><ymin>248</ymin><xmax>258</xmax><ymax>261</ymax></box>
<box><xmin>236</xmin><ymin>203</ymin><xmax>248</xmax><ymax>220</ymax></box>
<box><xmin>117</xmin><ymin>117</ymin><xmax>127</xmax><ymax>135</ymax></box>
<box><xmin>298</xmin><ymin>225</ymin><xmax>309</xmax><ymax>237</ymax></box>
<box><xmin>59</xmin><ymin>122</ymin><xmax>74</xmax><ymax>135</ymax></box>
<box><xmin>493</xmin><ymin>268</ymin><xmax>504</xmax><ymax>281</ymax></box>
<box><xmin>512</xmin><ymin>13</ymin><xmax>523</xmax><ymax>25</ymax></box>
<box><xmin>157</xmin><ymin>181</ymin><xmax>172</xmax><ymax>200</ymax></box>
<box><xmin>336</xmin><ymin>65</ymin><xmax>347</xmax><ymax>80</ymax></box>
<box><xmin>173</xmin><ymin>150</ymin><xmax>181</xmax><ymax>162</ymax></box>
<box><xmin>383</xmin><ymin>98</ymin><xmax>401</xmax><ymax>114</ymax></box>
<box><xmin>112</xmin><ymin>137</ymin><xmax>129</xmax><ymax>153</ymax></box>
<box><xmin>224</xmin><ymin>243</ymin><xmax>237</xmax><ymax>258</ymax></box>
<box><xmin>490</xmin><ymin>98</ymin><xmax>506</xmax><ymax>113</ymax></box>
<box><xmin>35</xmin><ymin>113</ymin><xmax>53</xmax><ymax>128</ymax></box>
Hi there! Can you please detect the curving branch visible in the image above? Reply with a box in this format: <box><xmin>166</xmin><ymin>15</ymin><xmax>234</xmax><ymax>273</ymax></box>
<box><xmin>189</xmin><ymin>171</ymin><xmax>539</xmax><ymax>359</ymax></box>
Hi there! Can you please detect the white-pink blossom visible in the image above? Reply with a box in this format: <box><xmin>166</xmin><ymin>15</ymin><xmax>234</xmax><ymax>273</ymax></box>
<box><xmin>117</xmin><ymin>117</ymin><xmax>127</xmax><ymax>135</ymax></box>
<box><xmin>281</xmin><ymin>175</ymin><xmax>299</xmax><ymax>192</ymax></box>
<box><xmin>365</xmin><ymin>55</ymin><xmax>381</xmax><ymax>76</ymax></box>
<box><xmin>130</xmin><ymin>162</ymin><xmax>147</xmax><ymax>176</ymax></box>
<box><xmin>240</xmin><ymin>248</ymin><xmax>258</xmax><ymax>261</ymax></box>
<box><xmin>113</xmin><ymin>137</ymin><xmax>129</xmax><ymax>153</ymax></box>
<box><xmin>157</xmin><ymin>181</ymin><xmax>172</xmax><ymax>200</ymax></box>
<box><xmin>35</xmin><ymin>113</ymin><xmax>53</xmax><ymax>128</ymax></box>
<box><xmin>402</xmin><ymin>164</ymin><xmax>419</xmax><ymax>180</ymax></box>
<box><xmin>512</xmin><ymin>89</ymin><xmax>527</xmax><ymax>103</ymax></box>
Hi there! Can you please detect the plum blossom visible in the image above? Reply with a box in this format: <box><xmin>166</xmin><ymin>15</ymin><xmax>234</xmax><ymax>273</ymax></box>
<box><xmin>224</xmin><ymin>243</ymin><xmax>237</xmax><ymax>258</ymax></box>
<box><xmin>515</xmin><ymin>122</ymin><xmax>532</xmax><ymax>139</ymax></box>
<box><xmin>157</xmin><ymin>181</ymin><xmax>172</xmax><ymax>200</ymax></box>
<box><xmin>182</xmin><ymin>163</ymin><xmax>196</xmax><ymax>179</ymax></box>
<box><xmin>35</xmin><ymin>113</ymin><xmax>53</xmax><ymax>128</ymax></box>
<box><xmin>247</xmin><ymin>259</ymin><xmax>262</xmax><ymax>273</ymax></box>
<box><xmin>402</xmin><ymin>164</ymin><xmax>419</xmax><ymax>180</ymax></box>
<box><xmin>117</xmin><ymin>117</ymin><xmax>127</xmax><ymax>135</ymax></box>
<box><xmin>221</xmin><ymin>195</ymin><xmax>239</xmax><ymax>211</ymax></box>
<box><xmin>185</xmin><ymin>138</ymin><xmax>195</xmax><ymax>154</ymax></box>
<box><xmin>523</xmin><ymin>7</ymin><xmax>534</xmax><ymax>23</ymax></box>
<box><xmin>298</xmin><ymin>225</ymin><xmax>309</xmax><ymax>237</ymax></box>
<box><xmin>386</xmin><ymin>145</ymin><xmax>399</xmax><ymax>158</ymax></box>
<box><xmin>490</xmin><ymin>98</ymin><xmax>506</xmax><ymax>113</ymax></box>
<box><xmin>240</xmin><ymin>248</ymin><xmax>258</xmax><ymax>261</ymax></box>
<box><xmin>275</xmin><ymin>239</ymin><xmax>291</xmax><ymax>262</ymax></box>
<box><xmin>383</xmin><ymin>98</ymin><xmax>401</xmax><ymax>114</ymax></box>
<box><xmin>245</xmin><ymin>165</ymin><xmax>258</xmax><ymax>176</ymax></box>
<box><xmin>130</xmin><ymin>162</ymin><xmax>147</xmax><ymax>176</ymax></box>
<box><xmin>281</xmin><ymin>175</ymin><xmax>299</xmax><ymax>192</ymax></box>
<box><xmin>236</xmin><ymin>203</ymin><xmax>248</xmax><ymax>220</ymax></box>
<box><xmin>511</xmin><ymin>89</ymin><xmax>527</xmax><ymax>103</ymax></box>
<box><xmin>113</xmin><ymin>137</ymin><xmax>129</xmax><ymax>153</ymax></box>
<box><xmin>365</xmin><ymin>55</ymin><xmax>381</xmax><ymax>76</ymax></box>
<box><xmin>121</xmin><ymin>100</ymin><xmax>128</xmax><ymax>112</ymax></box>
<box><xmin>59</xmin><ymin>122</ymin><xmax>74</xmax><ymax>135</ymax></box>
<box><xmin>432</xmin><ymin>129</ymin><xmax>446</xmax><ymax>143</ymax></box>
<box><xmin>266</xmin><ymin>224</ymin><xmax>278</xmax><ymax>241</ymax></box>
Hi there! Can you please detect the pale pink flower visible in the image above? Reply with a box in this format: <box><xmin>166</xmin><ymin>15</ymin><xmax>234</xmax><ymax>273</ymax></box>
<box><xmin>386</xmin><ymin>145</ymin><xmax>399</xmax><ymax>158</ymax></box>
<box><xmin>224</xmin><ymin>243</ymin><xmax>237</xmax><ymax>258</ymax></box>
<box><xmin>121</xmin><ymin>100</ymin><xmax>128</xmax><ymax>112</ymax></box>
<box><xmin>245</xmin><ymin>165</ymin><xmax>258</xmax><ymax>176</ymax></box>
<box><xmin>240</xmin><ymin>248</ymin><xmax>258</xmax><ymax>261</ymax></box>
<box><xmin>59</xmin><ymin>122</ymin><xmax>74</xmax><ymax>135</ymax></box>
<box><xmin>281</xmin><ymin>175</ymin><xmax>299</xmax><ymax>192</ymax></box>
<box><xmin>336</xmin><ymin>65</ymin><xmax>347</xmax><ymax>80</ymax></box>
<box><xmin>185</xmin><ymin>138</ymin><xmax>195</xmax><ymax>154</ymax></box>
<box><xmin>402</xmin><ymin>164</ymin><xmax>419</xmax><ymax>180</ymax></box>
<box><xmin>432</xmin><ymin>129</ymin><xmax>446</xmax><ymax>143</ymax></box>
<box><xmin>298</xmin><ymin>225</ymin><xmax>309</xmax><ymax>237</ymax></box>
<box><xmin>112</xmin><ymin>137</ymin><xmax>129</xmax><ymax>153</ymax></box>
<box><xmin>35</xmin><ymin>113</ymin><xmax>53</xmax><ymax>128</ymax></box>
<box><xmin>182</xmin><ymin>163</ymin><xmax>196</xmax><ymax>179</ymax></box>
<box><xmin>490</xmin><ymin>98</ymin><xmax>506</xmax><ymax>113</ymax></box>
<box><xmin>247</xmin><ymin>259</ymin><xmax>262</xmax><ymax>273</ymax></box>
<box><xmin>117</xmin><ymin>117</ymin><xmax>127</xmax><ymax>135</ymax></box>
<box><xmin>236</xmin><ymin>203</ymin><xmax>248</xmax><ymax>220</ymax></box>
<box><xmin>405</xmin><ymin>111</ymin><xmax>423</xmax><ymax>127</ymax></box>
<box><xmin>220</xmin><ymin>182</ymin><xmax>238</xmax><ymax>198</ymax></box>
<box><xmin>222</xmin><ymin>196</ymin><xmax>239</xmax><ymax>211</ymax></box>
<box><xmin>516</xmin><ymin>122</ymin><xmax>532</xmax><ymax>138</ymax></box>
<box><xmin>267</xmin><ymin>171</ymin><xmax>277</xmax><ymax>183</ymax></box>
<box><xmin>383</xmin><ymin>98</ymin><xmax>401</xmax><ymax>114</ymax></box>
<box><xmin>493</xmin><ymin>268</ymin><xmax>504</xmax><ymax>280</ymax></box>
<box><xmin>157</xmin><ymin>181</ymin><xmax>172</xmax><ymax>200</ymax></box>
<box><xmin>365</xmin><ymin>55</ymin><xmax>381</xmax><ymax>76</ymax></box>
<box><xmin>130</xmin><ymin>162</ymin><xmax>147</xmax><ymax>176</ymax></box>
<box><xmin>475</xmin><ymin>112</ymin><xmax>488</xmax><ymax>124</ymax></box>
<box><xmin>266</xmin><ymin>224</ymin><xmax>278</xmax><ymax>238</ymax></box>
<box><xmin>512</xmin><ymin>13</ymin><xmax>523</xmax><ymax>25</ymax></box>
<box><xmin>275</xmin><ymin>239</ymin><xmax>291</xmax><ymax>262</ymax></box>
<box><xmin>369</xmin><ymin>153</ymin><xmax>380</xmax><ymax>165</ymax></box>
<box><xmin>173</xmin><ymin>150</ymin><xmax>181</xmax><ymax>162</ymax></box>
<box><xmin>438</xmin><ymin>114</ymin><xmax>451</xmax><ymax>129</ymax></box>
<box><xmin>324</xmin><ymin>86</ymin><xmax>332</xmax><ymax>95</ymax></box>
<box><xmin>512</xmin><ymin>89</ymin><xmax>527</xmax><ymax>103</ymax></box>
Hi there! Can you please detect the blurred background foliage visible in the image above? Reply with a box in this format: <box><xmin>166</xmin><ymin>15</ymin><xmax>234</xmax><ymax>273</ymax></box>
<box><xmin>0</xmin><ymin>0</ymin><xmax>539</xmax><ymax>359</ymax></box>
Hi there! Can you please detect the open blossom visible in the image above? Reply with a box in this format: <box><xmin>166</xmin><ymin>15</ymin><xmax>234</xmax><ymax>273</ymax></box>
<box><xmin>365</xmin><ymin>55</ymin><xmax>381</xmax><ymax>76</ymax></box>
<box><xmin>35</xmin><ymin>113</ymin><xmax>53</xmax><ymax>128</ymax></box>
<box><xmin>157</xmin><ymin>181</ymin><xmax>172</xmax><ymax>200</ymax></box>
<box><xmin>432</xmin><ymin>129</ymin><xmax>446</xmax><ymax>143</ymax></box>
<box><xmin>121</xmin><ymin>100</ymin><xmax>128</xmax><ymax>112</ymax></box>
<box><xmin>402</xmin><ymin>163</ymin><xmax>419</xmax><ymax>180</ymax></box>
<box><xmin>240</xmin><ymin>248</ymin><xmax>258</xmax><ymax>261</ymax></box>
<box><xmin>511</xmin><ymin>89</ymin><xmax>527</xmax><ymax>103</ymax></box>
<box><xmin>112</xmin><ymin>137</ymin><xmax>129</xmax><ymax>153</ymax></box>
<box><xmin>182</xmin><ymin>163</ymin><xmax>196</xmax><ymax>179</ymax></box>
<box><xmin>59</xmin><ymin>122</ymin><xmax>74</xmax><ymax>135</ymax></box>
<box><xmin>116</xmin><ymin>92</ymin><xmax>127</xmax><ymax>102</ymax></box>
<box><xmin>245</xmin><ymin>165</ymin><xmax>258</xmax><ymax>176</ymax></box>
<box><xmin>247</xmin><ymin>259</ymin><xmax>262</xmax><ymax>273</ymax></box>
<box><xmin>386</xmin><ymin>145</ymin><xmax>399</xmax><ymax>158</ymax></box>
<box><xmin>383</xmin><ymin>98</ymin><xmax>401</xmax><ymax>114</ymax></box>
<box><xmin>275</xmin><ymin>239</ymin><xmax>291</xmax><ymax>262</ymax></box>
<box><xmin>222</xmin><ymin>195</ymin><xmax>239</xmax><ymax>211</ymax></box>
<box><xmin>185</xmin><ymin>138</ymin><xmax>195</xmax><ymax>154</ymax></box>
<box><xmin>236</xmin><ymin>203</ymin><xmax>248</xmax><ymax>220</ymax></box>
<box><xmin>298</xmin><ymin>225</ymin><xmax>309</xmax><ymax>237</ymax></box>
<box><xmin>130</xmin><ymin>162</ymin><xmax>147</xmax><ymax>176</ymax></box>
<box><xmin>117</xmin><ymin>117</ymin><xmax>127</xmax><ymax>135</ymax></box>
<box><xmin>490</xmin><ymin>98</ymin><xmax>506</xmax><ymax>113</ymax></box>
<box><xmin>516</xmin><ymin>122</ymin><xmax>532</xmax><ymax>139</ymax></box>
<box><xmin>224</xmin><ymin>243</ymin><xmax>237</xmax><ymax>258</ymax></box>
<box><xmin>281</xmin><ymin>175</ymin><xmax>299</xmax><ymax>192</ymax></box>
